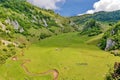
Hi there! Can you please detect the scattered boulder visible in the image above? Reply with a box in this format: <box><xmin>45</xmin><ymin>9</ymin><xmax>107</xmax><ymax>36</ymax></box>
<box><xmin>20</xmin><ymin>28</ymin><xmax>24</xmax><ymax>33</ymax></box>
<box><xmin>105</xmin><ymin>38</ymin><xmax>116</xmax><ymax>51</ymax></box>
<box><xmin>12</xmin><ymin>56</ymin><xmax>18</xmax><ymax>61</ymax></box>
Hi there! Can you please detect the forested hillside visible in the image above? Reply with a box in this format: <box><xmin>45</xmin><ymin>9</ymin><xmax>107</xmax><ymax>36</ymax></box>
<box><xmin>71</xmin><ymin>10</ymin><xmax>120</xmax><ymax>24</ymax></box>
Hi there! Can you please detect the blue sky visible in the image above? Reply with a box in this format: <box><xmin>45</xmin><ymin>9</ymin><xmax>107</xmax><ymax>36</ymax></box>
<box><xmin>55</xmin><ymin>0</ymin><xmax>99</xmax><ymax>16</ymax></box>
<box><xmin>28</xmin><ymin>0</ymin><xmax>120</xmax><ymax>17</ymax></box>
<box><xmin>56</xmin><ymin>0</ymin><xmax>98</xmax><ymax>16</ymax></box>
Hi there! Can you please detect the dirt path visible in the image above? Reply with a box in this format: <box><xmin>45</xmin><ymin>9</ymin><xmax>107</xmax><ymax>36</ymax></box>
<box><xmin>21</xmin><ymin>60</ymin><xmax>59</xmax><ymax>80</ymax></box>
<box><xmin>12</xmin><ymin>50</ymin><xmax>59</xmax><ymax>80</ymax></box>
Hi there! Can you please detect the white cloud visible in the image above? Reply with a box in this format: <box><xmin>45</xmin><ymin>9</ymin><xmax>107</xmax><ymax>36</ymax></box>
<box><xmin>77</xmin><ymin>13</ymin><xmax>85</xmax><ymax>16</ymax></box>
<box><xmin>86</xmin><ymin>10</ymin><xmax>94</xmax><ymax>14</ymax></box>
<box><xmin>77</xmin><ymin>10</ymin><xmax>94</xmax><ymax>16</ymax></box>
<box><xmin>27</xmin><ymin>0</ymin><xmax>65</xmax><ymax>10</ymax></box>
<box><xmin>86</xmin><ymin>0</ymin><xmax>120</xmax><ymax>14</ymax></box>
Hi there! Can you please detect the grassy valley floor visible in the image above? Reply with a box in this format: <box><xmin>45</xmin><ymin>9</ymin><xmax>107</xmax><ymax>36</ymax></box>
<box><xmin>0</xmin><ymin>32</ymin><xmax>120</xmax><ymax>80</ymax></box>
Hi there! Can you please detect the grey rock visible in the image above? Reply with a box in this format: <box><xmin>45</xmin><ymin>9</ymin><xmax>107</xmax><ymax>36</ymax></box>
<box><xmin>19</xmin><ymin>28</ymin><xmax>24</xmax><ymax>33</ymax></box>
<box><xmin>42</xmin><ymin>19</ymin><xmax>48</xmax><ymax>27</ymax></box>
<box><xmin>105</xmin><ymin>38</ymin><xmax>116</xmax><ymax>51</ymax></box>
<box><xmin>111</xmin><ymin>29</ymin><xmax>115</xmax><ymax>35</ymax></box>
<box><xmin>11</xmin><ymin>20</ymin><xmax>20</xmax><ymax>30</ymax></box>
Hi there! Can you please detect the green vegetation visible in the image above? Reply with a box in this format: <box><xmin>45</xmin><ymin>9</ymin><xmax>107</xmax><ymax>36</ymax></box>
<box><xmin>99</xmin><ymin>22</ymin><xmax>120</xmax><ymax>51</ymax></box>
<box><xmin>0</xmin><ymin>0</ymin><xmax>77</xmax><ymax>65</ymax></box>
<box><xmin>105</xmin><ymin>62</ymin><xmax>120</xmax><ymax>80</ymax></box>
<box><xmin>0</xmin><ymin>0</ymin><xmax>76</xmax><ymax>40</ymax></box>
<box><xmin>70</xmin><ymin>10</ymin><xmax>120</xmax><ymax>24</ymax></box>
<box><xmin>80</xmin><ymin>19</ymin><xmax>102</xmax><ymax>36</ymax></box>
<box><xmin>0</xmin><ymin>0</ymin><xmax>120</xmax><ymax>80</ymax></box>
<box><xmin>0</xmin><ymin>32</ymin><xmax>120</xmax><ymax>80</ymax></box>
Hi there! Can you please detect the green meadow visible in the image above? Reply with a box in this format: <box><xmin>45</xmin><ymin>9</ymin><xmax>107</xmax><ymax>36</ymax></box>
<box><xmin>0</xmin><ymin>32</ymin><xmax>120</xmax><ymax>80</ymax></box>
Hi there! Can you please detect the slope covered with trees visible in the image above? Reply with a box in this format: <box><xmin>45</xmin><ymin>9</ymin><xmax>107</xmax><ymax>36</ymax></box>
<box><xmin>80</xmin><ymin>19</ymin><xmax>102</xmax><ymax>36</ymax></box>
<box><xmin>71</xmin><ymin>10</ymin><xmax>120</xmax><ymax>24</ymax></box>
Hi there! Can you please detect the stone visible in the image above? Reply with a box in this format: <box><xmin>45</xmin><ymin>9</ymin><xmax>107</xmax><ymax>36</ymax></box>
<box><xmin>105</xmin><ymin>38</ymin><xmax>116</xmax><ymax>51</ymax></box>
<box><xmin>42</xmin><ymin>19</ymin><xmax>48</xmax><ymax>27</ymax></box>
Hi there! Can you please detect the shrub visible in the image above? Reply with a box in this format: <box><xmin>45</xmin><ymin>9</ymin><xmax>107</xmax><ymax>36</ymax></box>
<box><xmin>81</xmin><ymin>19</ymin><xmax>102</xmax><ymax>36</ymax></box>
<box><xmin>0</xmin><ymin>40</ymin><xmax>1</xmax><ymax>45</ymax></box>
<box><xmin>7</xmin><ymin>44</ymin><xmax>15</xmax><ymax>48</ymax></box>
<box><xmin>0</xmin><ymin>56</ymin><xmax>6</xmax><ymax>64</ymax></box>
<box><xmin>40</xmin><ymin>33</ymin><xmax>51</xmax><ymax>39</ymax></box>
<box><xmin>105</xmin><ymin>74</ymin><xmax>113</xmax><ymax>80</ymax></box>
<box><xmin>2</xmin><ymin>48</ymin><xmax>7</xmax><ymax>52</ymax></box>
<box><xmin>18</xmin><ymin>44</ymin><xmax>26</xmax><ymax>48</ymax></box>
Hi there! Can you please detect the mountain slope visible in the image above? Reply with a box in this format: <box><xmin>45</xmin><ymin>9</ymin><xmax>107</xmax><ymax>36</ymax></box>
<box><xmin>99</xmin><ymin>22</ymin><xmax>120</xmax><ymax>51</ymax></box>
<box><xmin>0</xmin><ymin>0</ymin><xmax>78</xmax><ymax>64</ymax></box>
<box><xmin>71</xmin><ymin>10</ymin><xmax>120</xmax><ymax>24</ymax></box>
<box><xmin>70</xmin><ymin>10</ymin><xmax>120</xmax><ymax>53</ymax></box>
<box><xmin>80</xmin><ymin>19</ymin><xmax>103</xmax><ymax>36</ymax></box>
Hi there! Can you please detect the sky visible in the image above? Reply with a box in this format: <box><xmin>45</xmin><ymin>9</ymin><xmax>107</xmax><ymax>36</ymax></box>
<box><xmin>27</xmin><ymin>0</ymin><xmax>120</xmax><ymax>16</ymax></box>
<box><xmin>55</xmin><ymin>0</ymin><xmax>99</xmax><ymax>16</ymax></box>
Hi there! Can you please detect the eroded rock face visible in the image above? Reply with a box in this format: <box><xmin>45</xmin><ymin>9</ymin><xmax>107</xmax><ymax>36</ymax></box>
<box><xmin>105</xmin><ymin>38</ymin><xmax>116</xmax><ymax>51</ymax></box>
<box><xmin>11</xmin><ymin>20</ymin><xmax>20</xmax><ymax>30</ymax></box>
<box><xmin>5</xmin><ymin>19</ymin><xmax>20</xmax><ymax>30</ymax></box>
<box><xmin>5</xmin><ymin>19</ymin><xmax>24</xmax><ymax>33</ymax></box>
<box><xmin>42</xmin><ymin>19</ymin><xmax>48</xmax><ymax>27</ymax></box>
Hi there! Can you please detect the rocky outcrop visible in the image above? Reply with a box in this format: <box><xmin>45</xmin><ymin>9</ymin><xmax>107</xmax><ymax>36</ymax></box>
<box><xmin>11</xmin><ymin>20</ymin><xmax>20</xmax><ymax>30</ymax></box>
<box><xmin>0</xmin><ymin>22</ymin><xmax>6</xmax><ymax>31</ymax></box>
<box><xmin>42</xmin><ymin>19</ymin><xmax>48</xmax><ymax>27</ymax></box>
<box><xmin>105</xmin><ymin>38</ymin><xmax>116</xmax><ymax>51</ymax></box>
<box><xmin>1</xmin><ymin>39</ymin><xmax>19</xmax><ymax>47</ymax></box>
<box><xmin>5</xmin><ymin>19</ymin><xmax>24</xmax><ymax>33</ymax></box>
<box><xmin>5</xmin><ymin>18</ymin><xmax>20</xmax><ymax>30</ymax></box>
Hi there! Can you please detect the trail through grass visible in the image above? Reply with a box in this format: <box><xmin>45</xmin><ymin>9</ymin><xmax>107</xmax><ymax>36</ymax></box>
<box><xmin>0</xmin><ymin>32</ymin><xmax>120</xmax><ymax>80</ymax></box>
